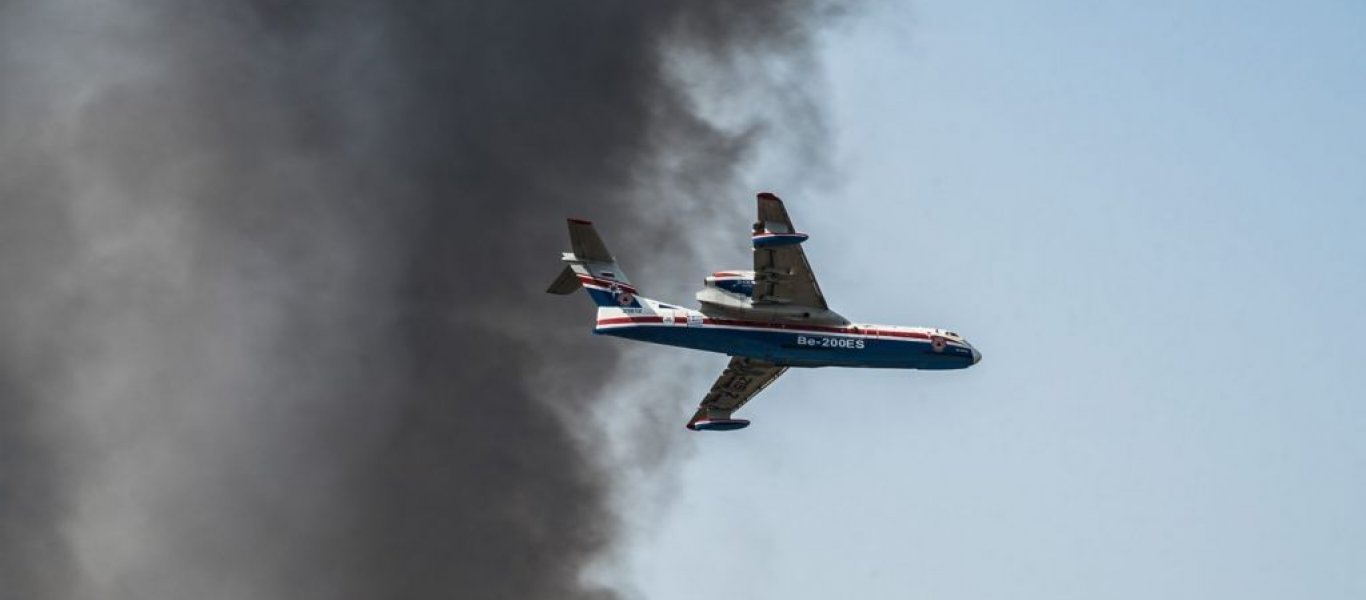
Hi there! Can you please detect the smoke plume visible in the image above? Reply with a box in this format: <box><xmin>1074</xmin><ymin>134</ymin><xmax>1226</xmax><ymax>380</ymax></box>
<box><xmin>0</xmin><ymin>1</ymin><xmax>834</xmax><ymax>597</ymax></box>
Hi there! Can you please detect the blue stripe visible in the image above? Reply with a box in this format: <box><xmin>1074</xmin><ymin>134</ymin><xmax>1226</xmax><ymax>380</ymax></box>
<box><xmin>584</xmin><ymin>287</ymin><xmax>641</xmax><ymax>308</ymax></box>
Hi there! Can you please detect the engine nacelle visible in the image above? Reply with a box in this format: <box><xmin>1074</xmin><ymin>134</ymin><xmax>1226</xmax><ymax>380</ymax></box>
<box><xmin>704</xmin><ymin>270</ymin><xmax>755</xmax><ymax>298</ymax></box>
<box><xmin>697</xmin><ymin>269</ymin><xmax>849</xmax><ymax>326</ymax></box>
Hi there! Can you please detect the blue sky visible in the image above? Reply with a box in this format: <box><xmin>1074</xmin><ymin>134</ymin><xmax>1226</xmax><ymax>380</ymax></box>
<box><xmin>615</xmin><ymin>2</ymin><xmax>1366</xmax><ymax>598</ymax></box>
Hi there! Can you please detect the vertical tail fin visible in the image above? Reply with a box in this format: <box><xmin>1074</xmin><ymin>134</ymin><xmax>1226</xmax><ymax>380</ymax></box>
<box><xmin>546</xmin><ymin>219</ymin><xmax>643</xmax><ymax>309</ymax></box>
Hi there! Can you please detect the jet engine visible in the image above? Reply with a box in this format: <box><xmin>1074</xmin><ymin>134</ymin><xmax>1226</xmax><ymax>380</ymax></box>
<box><xmin>703</xmin><ymin>270</ymin><xmax>755</xmax><ymax>298</ymax></box>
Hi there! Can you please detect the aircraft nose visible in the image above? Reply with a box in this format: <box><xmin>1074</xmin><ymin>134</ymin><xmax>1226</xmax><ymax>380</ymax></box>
<box><xmin>970</xmin><ymin>347</ymin><xmax>982</xmax><ymax>365</ymax></box>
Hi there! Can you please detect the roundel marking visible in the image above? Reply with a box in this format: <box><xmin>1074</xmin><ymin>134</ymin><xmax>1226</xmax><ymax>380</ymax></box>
<box><xmin>931</xmin><ymin>336</ymin><xmax>946</xmax><ymax>352</ymax></box>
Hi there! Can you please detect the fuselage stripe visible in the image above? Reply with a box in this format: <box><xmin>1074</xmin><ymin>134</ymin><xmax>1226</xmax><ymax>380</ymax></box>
<box><xmin>576</xmin><ymin>275</ymin><xmax>637</xmax><ymax>294</ymax></box>
<box><xmin>593</xmin><ymin>315</ymin><xmax>933</xmax><ymax>340</ymax></box>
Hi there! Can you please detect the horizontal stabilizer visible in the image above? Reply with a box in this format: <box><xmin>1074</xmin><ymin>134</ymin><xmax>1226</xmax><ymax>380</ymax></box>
<box><xmin>546</xmin><ymin>264</ymin><xmax>581</xmax><ymax>295</ymax></box>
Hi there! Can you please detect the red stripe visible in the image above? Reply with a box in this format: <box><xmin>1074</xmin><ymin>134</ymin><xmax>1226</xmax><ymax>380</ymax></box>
<box><xmin>704</xmin><ymin>318</ymin><xmax>929</xmax><ymax>338</ymax></box>
<box><xmin>702</xmin><ymin>317</ymin><xmax>848</xmax><ymax>334</ymax></box>
<box><xmin>594</xmin><ymin>315</ymin><xmax>930</xmax><ymax>339</ymax></box>
<box><xmin>597</xmin><ymin>316</ymin><xmax>663</xmax><ymax>325</ymax></box>
<box><xmin>878</xmin><ymin>330</ymin><xmax>931</xmax><ymax>339</ymax></box>
<box><xmin>576</xmin><ymin>275</ymin><xmax>636</xmax><ymax>293</ymax></box>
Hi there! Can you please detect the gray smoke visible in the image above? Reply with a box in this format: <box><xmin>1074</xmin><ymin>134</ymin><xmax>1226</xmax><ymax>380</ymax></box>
<box><xmin>0</xmin><ymin>0</ymin><xmax>835</xmax><ymax>598</ymax></box>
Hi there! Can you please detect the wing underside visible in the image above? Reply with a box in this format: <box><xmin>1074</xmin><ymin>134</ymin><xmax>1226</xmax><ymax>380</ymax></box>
<box><xmin>752</xmin><ymin>193</ymin><xmax>828</xmax><ymax>309</ymax></box>
<box><xmin>686</xmin><ymin>357</ymin><xmax>787</xmax><ymax>430</ymax></box>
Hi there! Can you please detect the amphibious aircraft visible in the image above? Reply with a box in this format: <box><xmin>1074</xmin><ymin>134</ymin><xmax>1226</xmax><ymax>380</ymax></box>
<box><xmin>548</xmin><ymin>193</ymin><xmax>981</xmax><ymax>431</ymax></box>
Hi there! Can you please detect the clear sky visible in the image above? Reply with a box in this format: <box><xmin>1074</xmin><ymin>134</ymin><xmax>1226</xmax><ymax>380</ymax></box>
<box><xmin>615</xmin><ymin>1</ymin><xmax>1366</xmax><ymax>598</ymax></box>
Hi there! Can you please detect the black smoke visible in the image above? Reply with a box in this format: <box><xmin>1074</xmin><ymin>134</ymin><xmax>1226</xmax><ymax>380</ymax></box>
<box><xmin>0</xmin><ymin>1</ymin><xmax>836</xmax><ymax>598</ymax></box>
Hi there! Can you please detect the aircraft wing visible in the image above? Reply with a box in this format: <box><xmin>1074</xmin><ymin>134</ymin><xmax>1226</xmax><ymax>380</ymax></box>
<box><xmin>752</xmin><ymin>193</ymin><xmax>828</xmax><ymax>309</ymax></box>
<box><xmin>686</xmin><ymin>357</ymin><xmax>788</xmax><ymax>430</ymax></box>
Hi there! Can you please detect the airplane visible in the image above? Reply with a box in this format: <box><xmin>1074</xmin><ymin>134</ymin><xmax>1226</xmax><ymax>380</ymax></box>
<box><xmin>548</xmin><ymin>192</ymin><xmax>981</xmax><ymax>431</ymax></box>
